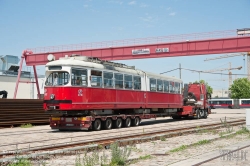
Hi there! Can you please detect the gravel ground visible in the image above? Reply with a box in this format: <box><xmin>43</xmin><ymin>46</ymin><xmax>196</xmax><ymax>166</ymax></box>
<box><xmin>1</xmin><ymin>109</ymin><xmax>248</xmax><ymax>166</ymax></box>
<box><xmin>37</xmin><ymin>124</ymin><xmax>250</xmax><ymax>166</ymax></box>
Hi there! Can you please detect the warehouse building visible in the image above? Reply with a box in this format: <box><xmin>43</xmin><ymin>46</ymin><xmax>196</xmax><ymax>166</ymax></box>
<box><xmin>0</xmin><ymin>55</ymin><xmax>44</xmax><ymax>99</ymax></box>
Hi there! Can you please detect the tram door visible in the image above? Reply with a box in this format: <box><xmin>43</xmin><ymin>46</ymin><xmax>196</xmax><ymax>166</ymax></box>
<box><xmin>233</xmin><ymin>99</ymin><xmax>240</xmax><ymax>109</ymax></box>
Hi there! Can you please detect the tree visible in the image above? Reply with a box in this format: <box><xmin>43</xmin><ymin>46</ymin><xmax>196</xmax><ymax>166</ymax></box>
<box><xmin>194</xmin><ymin>80</ymin><xmax>213</xmax><ymax>95</ymax></box>
<box><xmin>229</xmin><ymin>78</ymin><xmax>250</xmax><ymax>99</ymax></box>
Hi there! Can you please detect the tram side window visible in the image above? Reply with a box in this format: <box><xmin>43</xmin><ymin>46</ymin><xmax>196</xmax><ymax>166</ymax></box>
<box><xmin>175</xmin><ymin>82</ymin><xmax>180</xmax><ymax>94</ymax></box>
<box><xmin>169</xmin><ymin>81</ymin><xmax>175</xmax><ymax>93</ymax></box>
<box><xmin>125</xmin><ymin>75</ymin><xmax>133</xmax><ymax>89</ymax></box>
<box><xmin>163</xmin><ymin>80</ymin><xmax>169</xmax><ymax>93</ymax></box>
<box><xmin>150</xmin><ymin>78</ymin><xmax>156</xmax><ymax>91</ymax></box>
<box><xmin>45</xmin><ymin>72</ymin><xmax>69</xmax><ymax>86</ymax></box>
<box><xmin>157</xmin><ymin>79</ymin><xmax>163</xmax><ymax>92</ymax></box>
<box><xmin>71</xmin><ymin>69</ymin><xmax>87</xmax><ymax>86</ymax></box>
<box><xmin>242</xmin><ymin>100</ymin><xmax>250</xmax><ymax>104</ymax></box>
<box><xmin>104</xmin><ymin>72</ymin><xmax>113</xmax><ymax>88</ymax></box>
<box><xmin>91</xmin><ymin>70</ymin><xmax>102</xmax><ymax>87</ymax></box>
<box><xmin>115</xmin><ymin>73</ymin><xmax>123</xmax><ymax>89</ymax></box>
<box><xmin>134</xmin><ymin>76</ymin><xmax>141</xmax><ymax>90</ymax></box>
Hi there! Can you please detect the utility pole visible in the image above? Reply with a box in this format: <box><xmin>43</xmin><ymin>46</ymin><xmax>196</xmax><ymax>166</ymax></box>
<box><xmin>179</xmin><ymin>63</ymin><xmax>181</xmax><ymax>79</ymax></box>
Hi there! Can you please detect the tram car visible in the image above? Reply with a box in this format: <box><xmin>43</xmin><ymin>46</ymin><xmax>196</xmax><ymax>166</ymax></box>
<box><xmin>209</xmin><ymin>98</ymin><xmax>250</xmax><ymax>109</ymax></box>
<box><xmin>44</xmin><ymin>55</ymin><xmax>210</xmax><ymax>130</ymax></box>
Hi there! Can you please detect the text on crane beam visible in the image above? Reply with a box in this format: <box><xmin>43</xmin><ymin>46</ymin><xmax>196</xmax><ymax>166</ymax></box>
<box><xmin>155</xmin><ymin>48</ymin><xmax>170</xmax><ymax>53</ymax></box>
<box><xmin>132</xmin><ymin>49</ymin><xmax>150</xmax><ymax>55</ymax></box>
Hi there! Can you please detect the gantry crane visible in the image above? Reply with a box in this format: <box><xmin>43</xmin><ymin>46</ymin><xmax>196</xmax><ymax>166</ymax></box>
<box><xmin>204</xmin><ymin>52</ymin><xmax>250</xmax><ymax>80</ymax></box>
<box><xmin>202</xmin><ymin>62</ymin><xmax>242</xmax><ymax>87</ymax></box>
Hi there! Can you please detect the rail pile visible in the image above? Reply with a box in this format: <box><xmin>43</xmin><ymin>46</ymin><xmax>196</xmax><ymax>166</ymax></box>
<box><xmin>0</xmin><ymin>99</ymin><xmax>49</xmax><ymax>128</ymax></box>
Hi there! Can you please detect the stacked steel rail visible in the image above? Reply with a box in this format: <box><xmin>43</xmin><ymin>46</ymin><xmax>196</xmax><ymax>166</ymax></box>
<box><xmin>0</xmin><ymin>99</ymin><xmax>48</xmax><ymax>128</ymax></box>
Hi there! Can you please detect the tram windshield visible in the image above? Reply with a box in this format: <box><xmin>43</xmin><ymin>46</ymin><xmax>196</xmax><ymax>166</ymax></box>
<box><xmin>45</xmin><ymin>72</ymin><xmax>69</xmax><ymax>86</ymax></box>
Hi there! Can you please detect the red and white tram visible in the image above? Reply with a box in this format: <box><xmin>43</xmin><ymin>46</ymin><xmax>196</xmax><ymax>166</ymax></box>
<box><xmin>44</xmin><ymin>55</ymin><xmax>210</xmax><ymax>130</ymax></box>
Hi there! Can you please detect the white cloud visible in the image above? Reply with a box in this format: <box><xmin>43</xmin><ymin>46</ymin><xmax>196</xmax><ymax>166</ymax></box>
<box><xmin>140</xmin><ymin>3</ymin><xmax>148</xmax><ymax>8</ymax></box>
<box><xmin>83</xmin><ymin>4</ymin><xmax>89</xmax><ymax>8</ymax></box>
<box><xmin>167</xmin><ymin>7</ymin><xmax>171</xmax><ymax>10</ymax></box>
<box><xmin>169</xmin><ymin>12</ymin><xmax>176</xmax><ymax>16</ymax></box>
<box><xmin>139</xmin><ymin>16</ymin><xmax>153</xmax><ymax>22</ymax></box>
<box><xmin>108</xmin><ymin>0</ymin><xmax>123</xmax><ymax>5</ymax></box>
<box><xmin>112</xmin><ymin>26</ymin><xmax>124</xmax><ymax>31</ymax></box>
<box><xmin>128</xmin><ymin>1</ymin><xmax>136</xmax><ymax>5</ymax></box>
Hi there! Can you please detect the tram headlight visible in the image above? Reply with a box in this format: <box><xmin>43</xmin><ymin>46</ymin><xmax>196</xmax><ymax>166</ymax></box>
<box><xmin>50</xmin><ymin>94</ymin><xmax>55</xmax><ymax>100</ymax></box>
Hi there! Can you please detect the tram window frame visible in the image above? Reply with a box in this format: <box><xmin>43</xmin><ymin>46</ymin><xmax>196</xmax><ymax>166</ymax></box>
<box><xmin>157</xmin><ymin>79</ymin><xmax>163</xmax><ymax>92</ymax></box>
<box><xmin>242</xmin><ymin>100</ymin><xmax>250</xmax><ymax>104</ymax></box>
<box><xmin>175</xmin><ymin>82</ymin><xmax>180</xmax><ymax>94</ymax></box>
<box><xmin>91</xmin><ymin>70</ymin><xmax>103</xmax><ymax>87</ymax></box>
<box><xmin>115</xmin><ymin>73</ymin><xmax>124</xmax><ymax>89</ymax></box>
<box><xmin>169</xmin><ymin>81</ymin><xmax>175</xmax><ymax>93</ymax></box>
<box><xmin>150</xmin><ymin>78</ymin><xmax>156</xmax><ymax>91</ymax></box>
<box><xmin>71</xmin><ymin>68</ymin><xmax>88</xmax><ymax>86</ymax></box>
<box><xmin>163</xmin><ymin>80</ymin><xmax>169</xmax><ymax>93</ymax></box>
<box><xmin>124</xmin><ymin>74</ymin><xmax>133</xmax><ymax>89</ymax></box>
<box><xmin>45</xmin><ymin>71</ymin><xmax>69</xmax><ymax>86</ymax></box>
<box><xmin>103</xmin><ymin>72</ymin><xmax>113</xmax><ymax>88</ymax></box>
<box><xmin>134</xmin><ymin>76</ymin><xmax>141</xmax><ymax>90</ymax></box>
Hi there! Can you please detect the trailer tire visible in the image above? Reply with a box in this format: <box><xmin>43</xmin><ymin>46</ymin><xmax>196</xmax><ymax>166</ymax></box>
<box><xmin>113</xmin><ymin>118</ymin><xmax>122</xmax><ymax>128</ymax></box>
<box><xmin>172</xmin><ymin>115</ymin><xmax>181</xmax><ymax>120</ymax></box>
<box><xmin>102</xmin><ymin>118</ymin><xmax>112</xmax><ymax>130</ymax></box>
<box><xmin>123</xmin><ymin>117</ymin><xmax>131</xmax><ymax>127</ymax></box>
<box><xmin>131</xmin><ymin>117</ymin><xmax>140</xmax><ymax>126</ymax></box>
<box><xmin>196</xmin><ymin>110</ymin><xmax>201</xmax><ymax>119</ymax></box>
<box><xmin>92</xmin><ymin>119</ymin><xmax>102</xmax><ymax>131</ymax></box>
<box><xmin>203</xmin><ymin>110</ymin><xmax>208</xmax><ymax>119</ymax></box>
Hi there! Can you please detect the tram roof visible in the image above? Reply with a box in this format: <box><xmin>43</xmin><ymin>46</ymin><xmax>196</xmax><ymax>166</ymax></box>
<box><xmin>46</xmin><ymin>56</ymin><xmax>182</xmax><ymax>82</ymax></box>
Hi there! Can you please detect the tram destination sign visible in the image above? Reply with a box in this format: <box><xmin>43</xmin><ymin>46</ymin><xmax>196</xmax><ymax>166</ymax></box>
<box><xmin>132</xmin><ymin>48</ymin><xmax>150</xmax><ymax>55</ymax></box>
<box><xmin>155</xmin><ymin>48</ymin><xmax>169</xmax><ymax>53</ymax></box>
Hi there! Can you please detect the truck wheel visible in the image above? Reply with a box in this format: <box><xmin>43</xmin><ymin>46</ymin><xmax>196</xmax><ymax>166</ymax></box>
<box><xmin>196</xmin><ymin>110</ymin><xmax>201</xmax><ymax>119</ymax></box>
<box><xmin>203</xmin><ymin>110</ymin><xmax>208</xmax><ymax>119</ymax></box>
<box><xmin>113</xmin><ymin>118</ymin><xmax>122</xmax><ymax>128</ymax></box>
<box><xmin>123</xmin><ymin>117</ymin><xmax>131</xmax><ymax>127</ymax></box>
<box><xmin>92</xmin><ymin>119</ymin><xmax>101</xmax><ymax>131</ymax></box>
<box><xmin>131</xmin><ymin>117</ymin><xmax>140</xmax><ymax>126</ymax></box>
<box><xmin>102</xmin><ymin>118</ymin><xmax>112</xmax><ymax>130</ymax></box>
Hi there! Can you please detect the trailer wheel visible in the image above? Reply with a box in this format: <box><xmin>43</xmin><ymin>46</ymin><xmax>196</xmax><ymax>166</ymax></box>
<box><xmin>92</xmin><ymin>119</ymin><xmax>102</xmax><ymax>131</ymax></box>
<box><xmin>102</xmin><ymin>118</ymin><xmax>112</xmax><ymax>130</ymax></box>
<box><xmin>131</xmin><ymin>117</ymin><xmax>140</xmax><ymax>126</ymax></box>
<box><xmin>123</xmin><ymin>117</ymin><xmax>131</xmax><ymax>127</ymax></box>
<box><xmin>113</xmin><ymin>118</ymin><xmax>122</xmax><ymax>128</ymax></box>
<box><xmin>203</xmin><ymin>110</ymin><xmax>208</xmax><ymax>119</ymax></box>
<box><xmin>196</xmin><ymin>110</ymin><xmax>201</xmax><ymax>119</ymax></box>
<box><xmin>172</xmin><ymin>115</ymin><xmax>181</xmax><ymax>120</ymax></box>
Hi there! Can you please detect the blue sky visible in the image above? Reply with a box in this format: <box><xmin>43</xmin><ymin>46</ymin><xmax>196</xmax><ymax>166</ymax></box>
<box><xmin>0</xmin><ymin>0</ymin><xmax>250</xmax><ymax>90</ymax></box>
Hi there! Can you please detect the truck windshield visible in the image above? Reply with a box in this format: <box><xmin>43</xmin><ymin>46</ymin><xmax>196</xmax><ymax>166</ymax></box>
<box><xmin>45</xmin><ymin>72</ymin><xmax>69</xmax><ymax>86</ymax></box>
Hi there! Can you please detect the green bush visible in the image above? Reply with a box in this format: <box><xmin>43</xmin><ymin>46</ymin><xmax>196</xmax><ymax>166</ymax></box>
<box><xmin>110</xmin><ymin>142</ymin><xmax>131</xmax><ymax>166</ymax></box>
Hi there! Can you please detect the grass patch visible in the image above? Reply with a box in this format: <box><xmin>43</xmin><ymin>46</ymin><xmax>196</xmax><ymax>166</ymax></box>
<box><xmin>139</xmin><ymin>154</ymin><xmax>152</xmax><ymax>160</ymax></box>
<box><xmin>75</xmin><ymin>142</ymin><xmax>131</xmax><ymax>166</ymax></box>
<box><xmin>236</xmin><ymin>127</ymin><xmax>250</xmax><ymax>135</ymax></box>
<box><xmin>193</xmin><ymin>139</ymin><xmax>210</xmax><ymax>146</ymax></box>
<box><xmin>110</xmin><ymin>142</ymin><xmax>131</xmax><ymax>166</ymax></box>
<box><xmin>170</xmin><ymin>145</ymin><xmax>187</xmax><ymax>153</ymax></box>
<box><xmin>127</xmin><ymin>146</ymin><xmax>142</xmax><ymax>153</ymax></box>
<box><xmin>20</xmin><ymin>123</ymin><xmax>33</xmax><ymax>128</ymax></box>
<box><xmin>160</xmin><ymin>136</ymin><xmax>166</xmax><ymax>141</ymax></box>
<box><xmin>8</xmin><ymin>157</ymin><xmax>32</xmax><ymax>166</ymax></box>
